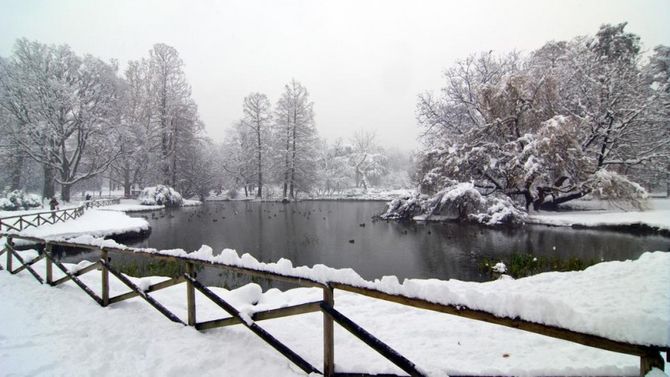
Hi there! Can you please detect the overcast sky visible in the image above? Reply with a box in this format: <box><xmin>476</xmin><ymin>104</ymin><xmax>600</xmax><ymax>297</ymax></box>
<box><xmin>1</xmin><ymin>0</ymin><xmax>669</xmax><ymax>151</ymax></box>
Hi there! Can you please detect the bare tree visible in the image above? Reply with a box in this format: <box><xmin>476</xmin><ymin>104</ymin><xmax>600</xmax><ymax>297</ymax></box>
<box><xmin>241</xmin><ymin>93</ymin><xmax>272</xmax><ymax>198</ymax></box>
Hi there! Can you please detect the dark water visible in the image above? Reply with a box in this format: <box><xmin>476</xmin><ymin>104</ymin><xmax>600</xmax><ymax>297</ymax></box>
<box><xmin>117</xmin><ymin>201</ymin><xmax>670</xmax><ymax>283</ymax></box>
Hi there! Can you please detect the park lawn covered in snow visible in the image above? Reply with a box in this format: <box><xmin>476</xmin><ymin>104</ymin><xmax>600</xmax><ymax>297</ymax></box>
<box><xmin>99</xmin><ymin>198</ymin><xmax>202</xmax><ymax>212</ymax></box>
<box><xmin>528</xmin><ymin>198</ymin><xmax>670</xmax><ymax>232</ymax></box>
<box><xmin>1</xmin><ymin>245</ymin><xmax>668</xmax><ymax>376</ymax></box>
<box><xmin>7</xmin><ymin>209</ymin><xmax>149</xmax><ymax>241</ymax></box>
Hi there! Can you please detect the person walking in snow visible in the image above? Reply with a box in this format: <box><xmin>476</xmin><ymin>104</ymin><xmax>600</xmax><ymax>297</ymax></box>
<box><xmin>49</xmin><ymin>197</ymin><xmax>59</xmax><ymax>211</ymax></box>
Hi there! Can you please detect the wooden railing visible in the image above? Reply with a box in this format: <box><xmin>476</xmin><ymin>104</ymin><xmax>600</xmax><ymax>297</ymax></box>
<box><xmin>0</xmin><ymin>234</ymin><xmax>667</xmax><ymax>377</ymax></box>
<box><xmin>0</xmin><ymin>198</ymin><xmax>121</xmax><ymax>232</ymax></box>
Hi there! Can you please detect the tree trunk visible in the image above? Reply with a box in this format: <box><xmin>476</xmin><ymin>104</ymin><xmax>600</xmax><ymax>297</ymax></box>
<box><xmin>123</xmin><ymin>162</ymin><xmax>131</xmax><ymax>198</ymax></box>
<box><xmin>10</xmin><ymin>150</ymin><xmax>23</xmax><ymax>190</ymax></box>
<box><xmin>61</xmin><ymin>184</ymin><xmax>71</xmax><ymax>202</ymax></box>
<box><xmin>42</xmin><ymin>164</ymin><xmax>55</xmax><ymax>200</ymax></box>
<box><xmin>289</xmin><ymin>109</ymin><xmax>297</xmax><ymax>200</ymax></box>
<box><xmin>283</xmin><ymin>120</ymin><xmax>290</xmax><ymax>199</ymax></box>
<box><xmin>257</xmin><ymin>127</ymin><xmax>263</xmax><ymax>198</ymax></box>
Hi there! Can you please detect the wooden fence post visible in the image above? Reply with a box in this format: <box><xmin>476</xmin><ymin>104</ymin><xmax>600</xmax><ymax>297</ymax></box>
<box><xmin>640</xmin><ymin>350</ymin><xmax>664</xmax><ymax>376</ymax></box>
<box><xmin>323</xmin><ymin>285</ymin><xmax>334</xmax><ymax>377</ymax></box>
<box><xmin>186</xmin><ymin>262</ymin><xmax>196</xmax><ymax>326</ymax></box>
<box><xmin>45</xmin><ymin>243</ymin><xmax>53</xmax><ymax>285</ymax></box>
<box><xmin>101</xmin><ymin>248</ymin><xmax>109</xmax><ymax>306</ymax></box>
<box><xmin>6</xmin><ymin>236</ymin><xmax>13</xmax><ymax>272</ymax></box>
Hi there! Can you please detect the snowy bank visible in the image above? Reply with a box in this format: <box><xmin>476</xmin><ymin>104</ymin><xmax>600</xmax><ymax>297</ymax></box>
<box><xmin>10</xmin><ymin>209</ymin><xmax>150</xmax><ymax>241</ymax></box>
<box><xmin>97</xmin><ymin>198</ymin><xmax>201</xmax><ymax>213</ymax></box>
<box><xmin>528</xmin><ymin>198</ymin><xmax>670</xmax><ymax>234</ymax></box>
<box><xmin>0</xmin><ymin>255</ymin><xmax>659</xmax><ymax>376</ymax></box>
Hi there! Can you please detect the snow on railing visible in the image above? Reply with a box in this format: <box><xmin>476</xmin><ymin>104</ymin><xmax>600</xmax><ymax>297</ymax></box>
<box><xmin>1</xmin><ymin>233</ymin><xmax>668</xmax><ymax>376</ymax></box>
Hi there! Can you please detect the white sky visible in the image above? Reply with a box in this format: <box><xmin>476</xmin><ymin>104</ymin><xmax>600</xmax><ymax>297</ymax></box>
<box><xmin>1</xmin><ymin>0</ymin><xmax>669</xmax><ymax>151</ymax></box>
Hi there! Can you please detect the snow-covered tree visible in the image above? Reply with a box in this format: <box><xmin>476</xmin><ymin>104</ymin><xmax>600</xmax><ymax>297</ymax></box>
<box><xmin>147</xmin><ymin>43</ymin><xmax>199</xmax><ymax>187</ymax></box>
<box><xmin>314</xmin><ymin>138</ymin><xmax>351</xmax><ymax>196</ymax></box>
<box><xmin>109</xmin><ymin>59</ymin><xmax>156</xmax><ymax>197</ymax></box>
<box><xmin>348</xmin><ymin>130</ymin><xmax>388</xmax><ymax>190</ymax></box>
<box><xmin>415</xmin><ymin>24</ymin><xmax>667</xmax><ymax>211</ymax></box>
<box><xmin>273</xmin><ymin>80</ymin><xmax>318</xmax><ymax>199</ymax></box>
<box><xmin>221</xmin><ymin>121</ymin><xmax>257</xmax><ymax>197</ymax></box>
<box><xmin>0</xmin><ymin>39</ymin><xmax>122</xmax><ymax>201</ymax></box>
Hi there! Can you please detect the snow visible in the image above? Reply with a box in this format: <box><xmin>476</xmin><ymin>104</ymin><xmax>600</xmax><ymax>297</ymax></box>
<box><xmin>99</xmin><ymin>199</ymin><xmax>164</xmax><ymax>212</ymax></box>
<box><xmin>34</xmin><ymin>235</ymin><xmax>670</xmax><ymax>349</ymax></box>
<box><xmin>529</xmin><ymin>198</ymin><xmax>670</xmax><ymax>232</ymax></box>
<box><xmin>138</xmin><ymin>185</ymin><xmax>184</xmax><ymax>207</ymax></box>
<box><xmin>492</xmin><ymin>261</ymin><xmax>507</xmax><ymax>273</ymax></box>
<box><xmin>10</xmin><ymin>209</ymin><xmax>150</xmax><ymax>241</ymax></box>
<box><xmin>99</xmin><ymin>198</ymin><xmax>201</xmax><ymax>212</ymax></box>
<box><xmin>0</xmin><ymin>255</ymin><xmax>656</xmax><ymax>376</ymax></box>
<box><xmin>647</xmin><ymin>368</ymin><xmax>669</xmax><ymax>377</ymax></box>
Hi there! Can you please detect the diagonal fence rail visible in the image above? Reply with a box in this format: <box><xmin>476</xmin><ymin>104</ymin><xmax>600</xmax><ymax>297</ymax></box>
<box><xmin>0</xmin><ymin>198</ymin><xmax>120</xmax><ymax>232</ymax></box>
<box><xmin>0</xmin><ymin>233</ymin><xmax>667</xmax><ymax>376</ymax></box>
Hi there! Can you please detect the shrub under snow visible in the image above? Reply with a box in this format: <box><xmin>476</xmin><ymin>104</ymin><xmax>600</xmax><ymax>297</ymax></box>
<box><xmin>138</xmin><ymin>185</ymin><xmax>183</xmax><ymax>207</ymax></box>
<box><xmin>586</xmin><ymin>170</ymin><xmax>648</xmax><ymax>210</ymax></box>
<box><xmin>0</xmin><ymin>189</ymin><xmax>42</xmax><ymax>211</ymax></box>
<box><xmin>380</xmin><ymin>182</ymin><xmax>526</xmax><ymax>226</ymax></box>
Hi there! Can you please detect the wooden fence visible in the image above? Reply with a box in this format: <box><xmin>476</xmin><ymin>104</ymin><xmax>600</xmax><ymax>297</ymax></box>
<box><xmin>0</xmin><ymin>234</ymin><xmax>667</xmax><ymax>376</ymax></box>
<box><xmin>0</xmin><ymin>198</ymin><xmax>121</xmax><ymax>232</ymax></box>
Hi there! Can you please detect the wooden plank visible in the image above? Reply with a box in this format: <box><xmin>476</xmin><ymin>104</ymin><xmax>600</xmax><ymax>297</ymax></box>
<box><xmin>102</xmin><ymin>260</ymin><xmax>185</xmax><ymax>325</ymax></box>
<box><xmin>195</xmin><ymin>301</ymin><xmax>322</xmax><ymax>331</ymax></box>
<box><xmin>186</xmin><ymin>274</ymin><xmax>320</xmax><ymax>374</ymax></box>
<box><xmin>21</xmin><ymin>218</ymin><xmax>37</xmax><ymax>229</ymax></box>
<box><xmin>9</xmin><ymin>249</ymin><xmax>44</xmax><ymax>284</ymax></box>
<box><xmin>48</xmin><ymin>255</ymin><xmax>103</xmax><ymax>306</ymax></box>
<box><xmin>333</xmin><ymin>372</ymin><xmax>406</xmax><ymax>377</ymax></box>
<box><xmin>45</xmin><ymin>244</ymin><xmax>53</xmax><ymax>285</ymax></box>
<box><xmin>51</xmin><ymin>262</ymin><xmax>100</xmax><ymax>286</ymax></box>
<box><xmin>321</xmin><ymin>302</ymin><xmax>424</xmax><ymax>377</ymax></box>
<box><xmin>324</xmin><ymin>286</ymin><xmax>335</xmax><ymax>377</ymax></box>
<box><xmin>101</xmin><ymin>250</ymin><xmax>109</xmax><ymax>306</ymax></box>
<box><xmin>186</xmin><ymin>263</ymin><xmax>196</xmax><ymax>326</ymax></box>
<box><xmin>11</xmin><ymin>253</ymin><xmax>45</xmax><ymax>275</ymax></box>
<box><xmin>331</xmin><ymin>283</ymin><xmax>658</xmax><ymax>357</ymax></box>
<box><xmin>6</xmin><ymin>238</ymin><xmax>13</xmax><ymax>271</ymax></box>
<box><xmin>109</xmin><ymin>276</ymin><xmax>186</xmax><ymax>304</ymax></box>
<box><xmin>640</xmin><ymin>350</ymin><xmax>664</xmax><ymax>376</ymax></box>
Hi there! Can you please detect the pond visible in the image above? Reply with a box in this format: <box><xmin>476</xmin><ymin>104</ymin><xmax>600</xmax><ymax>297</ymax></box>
<box><xmin>111</xmin><ymin>201</ymin><xmax>670</xmax><ymax>284</ymax></box>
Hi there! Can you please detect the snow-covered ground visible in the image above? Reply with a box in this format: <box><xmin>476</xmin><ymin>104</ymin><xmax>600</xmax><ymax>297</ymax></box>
<box><xmin>99</xmin><ymin>198</ymin><xmax>201</xmax><ymax>212</ymax></box>
<box><xmin>529</xmin><ymin>198</ymin><xmax>670</xmax><ymax>232</ymax></box>
<box><xmin>5</xmin><ymin>209</ymin><xmax>150</xmax><ymax>241</ymax></box>
<box><xmin>1</xmin><ymin>245</ymin><xmax>668</xmax><ymax>376</ymax></box>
